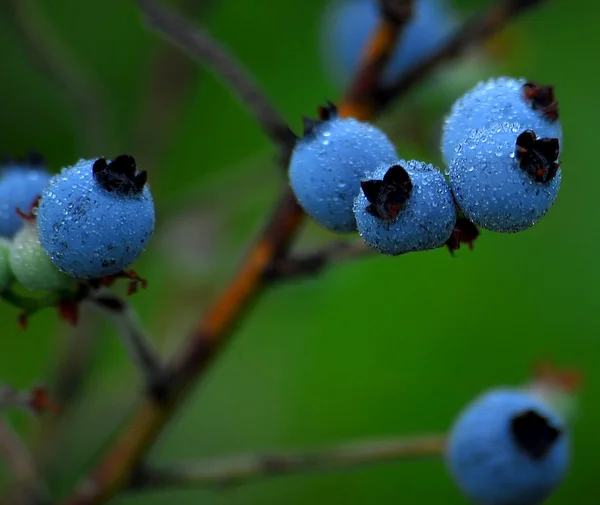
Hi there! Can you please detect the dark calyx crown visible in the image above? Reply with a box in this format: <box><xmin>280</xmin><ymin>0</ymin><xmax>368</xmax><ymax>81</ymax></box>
<box><xmin>446</xmin><ymin>217</ymin><xmax>480</xmax><ymax>254</ymax></box>
<box><xmin>516</xmin><ymin>130</ymin><xmax>560</xmax><ymax>183</ymax></box>
<box><xmin>511</xmin><ymin>409</ymin><xmax>562</xmax><ymax>460</ymax></box>
<box><xmin>360</xmin><ymin>164</ymin><xmax>413</xmax><ymax>221</ymax></box>
<box><xmin>522</xmin><ymin>82</ymin><xmax>559</xmax><ymax>121</ymax></box>
<box><xmin>93</xmin><ymin>155</ymin><xmax>147</xmax><ymax>195</ymax></box>
<box><xmin>301</xmin><ymin>101</ymin><xmax>338</xmax><ymax>138</ymax></box>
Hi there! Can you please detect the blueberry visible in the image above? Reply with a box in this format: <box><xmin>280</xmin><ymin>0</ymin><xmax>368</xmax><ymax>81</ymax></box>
<box><xmin>442</xmin><ymin>77</ymin><xmax>562</xmax><ymax>164</ymax></box>
<box><xmin>0</xmin><ymin>238</ymin><xmax>12</xmax><ymax>292</ymax></box>
<box><xmin>321</xmin><ymin>0</ymin><xmax>457</xmax><ymax>88</ymax></box>
<box><xmin>37</xmin><ymin>156</ymin><xmax>155</xmax><ymax>279</ymax></box>
<box><xmin>353</xmin><ymin>160</ymin><xmax>456</xmax><ymax>255</ymax></box>
<box><xmin>9</xmin><ymin>222</ymin><xmax>76</xmax><ymax>292</ymax></box>
<box><xmin>447</xmin><ymin>388</ymin><xmax>569</xmax><ymax>505</ymax></box>
<box><xmin>0</xmin><ymin>153</ymin><xmax>51</xmax><ymax>238</ymax></box>
<box><xmin>449</xmin><ymin>122</ymin><xmax>561</xmax><ymax>233</ymax></box>
<box><xmin>288</xmin><ymin>103</ymin><xmax>397</xmax><ymax>232</ymax></box>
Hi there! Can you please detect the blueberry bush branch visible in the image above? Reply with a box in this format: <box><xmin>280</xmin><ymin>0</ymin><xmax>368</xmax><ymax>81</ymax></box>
<box><xmin>0</xmin><ymin>0</ymin><xmax>559</xmax><ymax>502</ymax></box>
<box><xmin>129</xmin><ymin>434</ymin><xmax>446</xmax><ymax>491</ymax></box>
<box><xmin>135</xmin><ymin>0</ymin><xmax>297</xmax><ymax>162</ymax></box>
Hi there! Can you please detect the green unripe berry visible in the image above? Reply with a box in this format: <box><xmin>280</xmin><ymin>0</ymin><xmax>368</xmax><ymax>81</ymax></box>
<box><xmin>0</xmin><ymin>238</ymin><xmax>13</xmax><ymax>292</ymax></box>
<box><xmin>9</xmin><ymin>223</ymin><xmax>77</xmax><ymax>292</ymax></box>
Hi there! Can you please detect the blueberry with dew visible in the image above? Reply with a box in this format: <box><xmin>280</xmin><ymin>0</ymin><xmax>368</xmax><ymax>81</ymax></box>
<box><xmin>37</xmin><ymin>155</ymin><xmax>155</xmax><ymax>279</ymax></box>
<box><xmin>353</xmin><ymin>160</ymin><xmax>456</xmax><ymax>255</ymax></box>
<box><xmin>289</xmin><ymin>102</ymin><xmax>398</xmax><ymax>232</ymax></box>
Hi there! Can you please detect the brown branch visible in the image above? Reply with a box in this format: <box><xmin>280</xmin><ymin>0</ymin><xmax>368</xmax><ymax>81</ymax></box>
<box><xmin>135</xmin><ymin>0</ymin><xmax>297</xmax><ymax>162</ymax></box>
<box><xmin>63</xmin><ymin>1</ymin><xmax>460</xmax><ymax>503</ymax></box>
<box><xmin>339</xmin><ymin>0</ymin><xmax>414</xmax><ymax>120</ymax></box>
<box><xmin>376</xmin><ymin>0</ymin><xmax>551</xmax><ymax>111</ymax></box>
<box><xmin>0</xmin><ymin>386</ymin><xmax>60</xmax><ymax>416</ymax></box>
<box><xmin>130</xmin><ymin>434</ymin><xmax>446</xmax><ymax>490</ymax></box>
<box><xmin>266</xmin><ymin>240</ymin><xmax>373</xmax><ymax>282</ymax></box>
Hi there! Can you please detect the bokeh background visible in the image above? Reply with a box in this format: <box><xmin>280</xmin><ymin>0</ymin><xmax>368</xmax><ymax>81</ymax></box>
<box><xmin>0</xmin><ymin>0</ymin><xmax>596</xmax><ymax>503</ymax></box>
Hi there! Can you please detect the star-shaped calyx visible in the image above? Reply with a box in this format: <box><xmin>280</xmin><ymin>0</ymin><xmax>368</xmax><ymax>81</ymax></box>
<box><xmin>360</xmin><ymin>164</ymin><xmax>413</xmax><ymax>221</ymax></box>
<box><xmin>93</xmin><ymin>155</ymin><xmax>147</xmax><ymax>196</ymax></box>
<box><xmin>300</xmin><ymin>101</ymin><xmax>339</xmax><ymax>138</ymax></box>
<box><xmin>522</xmin><ymin>81</ymin><xmax>559</xmax><ymax>121</ymax></box>
<box><xmin>516</xmin><ymin>130</ymin><xmax>560</xmax><ymax>183</ymax></box>
<box><xmin>511</xmin><ymin>409</ymin><xmax>562</xmax><ymax>460</ymax></box>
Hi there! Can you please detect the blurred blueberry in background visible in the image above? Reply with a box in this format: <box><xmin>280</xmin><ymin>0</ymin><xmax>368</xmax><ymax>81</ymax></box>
<box><xmin>321</xmin><ymin>0</ymin><xmax>458</xmax><ymax>87</ymax></box>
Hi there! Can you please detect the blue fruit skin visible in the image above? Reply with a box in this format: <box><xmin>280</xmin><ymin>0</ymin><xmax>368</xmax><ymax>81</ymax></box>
<box><xmin>289</xmin><ymin>117</ymin><xmax>397</xmax><ymax>233</ymax></box>
<box><xmin>0</xmin><ymin>164</ymin><xmax>51</xmax><ymax>238</ymax></box>
<box><xmin>442</xmin><ymin>77</ymin><xmax>563</xmax><ymax>164</ymax></box>
<box><xmin>449</xmin><ymin>122</ymin><xmax>561</xmax><ymax>233</ymax></box>
<box><xmin>447</xmin><ymin>389</ymin><xmax>569</xmax><ymax>505</ymax></box>
<box><xmin>322</xmin><ymin>0</ymin><xmax>457</xmax><ymax>88</ymax></box>
<box><xmin>37</xmin><ymin>159</ymin><xmax>155</xmax><ymax>279</ymax></box>
<box><xmin>353</xmin><ymin>160</ymin><xmax>456</xmax><ymax>255</ymax></box>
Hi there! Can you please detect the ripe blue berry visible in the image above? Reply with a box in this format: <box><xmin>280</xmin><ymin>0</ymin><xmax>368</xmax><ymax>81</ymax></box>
<box><xmin>442</xmin><ymin>77</ymin><xmax>562</xmax><ymax>164</ymax></box>
<box><xmin>9</xmin><ymin>222</ymin><xmax>76</xmax><ymax>292</ymax></box>
<box><xmin>37</xmin><ymin>156</ymin><xmax>155</xmax><ymax>279</ymax></box>
<box><xmin>288</xmin><ymin>104</ymin><xmax>397</xmax><ymax>232</ymax></box>
<box><xmin>447</xmin><ymin>388</ymin><xmax>569</xmax><ymax>505</ymax></box>
<box><xmin>0</xmin><ymin>153</ymin><xmax>51</xmax><ymax>239</ymax></box>
<box><xmin>353</xmin><ymin>160</ymin><xmax>456</xmax><ymax>255</ymax></box>
<box><xmin>449</xmin><ymin>122</ymin><xmax>561</xmax><ymax>233</ymax></box>
<box><xmin>321</xmin><ymin>0</ymin><xmax>456</xmax><ymax>87</ymax></box>
<box><xmin>0</xmin><ymin>238</ymin><xmax>12</xmax><ymax>292</ymax></box>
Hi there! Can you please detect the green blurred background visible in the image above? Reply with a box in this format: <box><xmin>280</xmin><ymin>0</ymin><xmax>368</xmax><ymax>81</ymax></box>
<box><xmin>0</xmin><ymin>0</ymin><xmax>596</xmax><ymax>503</ymax></box>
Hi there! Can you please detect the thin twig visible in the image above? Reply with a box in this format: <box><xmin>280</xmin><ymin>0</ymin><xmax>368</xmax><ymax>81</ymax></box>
<box><xmin>376</xmin><ymin>0</ymin><xmax>551</xmax><ymax>110</ymax></box>
<box><xmin>0</xmin><ymin>387</ymin><xmax>32</xmax><ymax>411</ymax></box>
<box><xmin>0</xmin><ymin>386</ymin><xmax>60</xmax><ymax>416</ymax></box>
<box><xmin>89</xmin><ymin>291</ymin><xmax>165</xmax><ymax>399</ymax></box>
<box><xmin>130</xmin><ymin>434</ymin><xmax>446</xmax><ymax>490</ymax></box>
<box><xmin>132</xmin><ymin>0</ymin><xmax>217</xmax><ymax>175</ymax></box>
<box><xmin>2</xmin><ymin>0</ymin><xmax>110</xmax><ymax>154</ymax></box>
<box><xmin>340</xmin><ymin>0</ymin><xmax>414</xmax><ymax>120</ymax></box>
<box><xmin>266</xmin><ymin>240</ymin><xmax>374</xmax><ymax>282</ymax></box>
<box><xmin>135</xmin><ymin>0</ymin><xmax>297</xmax><ymax>163</ymax></box>
<box><xmin>0</xmin><ymin>417</ymin><xmax>49</xmax><ymax>504</ymax></box>
<box><xmin>64</xmin><ymin>2</ymin><xmax>450</xmax><ymax>503</ymax></box>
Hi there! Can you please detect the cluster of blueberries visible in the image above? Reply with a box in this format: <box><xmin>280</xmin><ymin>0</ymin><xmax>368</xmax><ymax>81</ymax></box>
<box><xmin>316</xmin><ymin>2</ymin><xmax>569</xmax><ymax>503</ymax></box>
<box><xmin>289</xmin><ymin>76</ymin><xmax>561</xmax><ymax>255</ymax></box>
<box><xmin>286</xmin><ymin>75</ymin><xmax>566</xmax><ymax>504</ymax></box>
<box><xmin>0</xmin><ymin>154</ymin><xmax>155</xmax><ymax>295</ymax></box>
<box><xmin>0</xmin><ymin>0</ymin><xmax>569</xmax><ymax>502</ymax></box>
